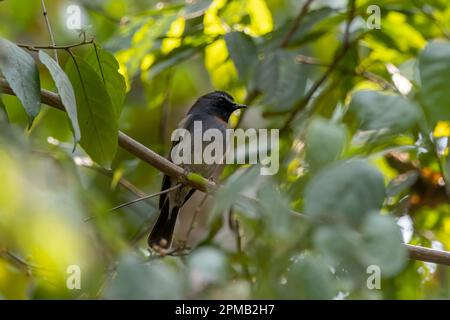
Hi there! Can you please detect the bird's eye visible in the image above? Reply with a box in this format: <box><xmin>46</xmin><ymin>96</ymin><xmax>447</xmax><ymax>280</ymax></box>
<box><xmin>218</xmin><ymin>97</ymin><xmax>226</xmax><ymax>104</ymax></box>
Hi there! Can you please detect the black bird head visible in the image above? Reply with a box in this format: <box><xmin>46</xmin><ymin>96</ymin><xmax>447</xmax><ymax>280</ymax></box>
<box><xmin>189</xmin><ymin>91</ymin><xmax>247</xmax><ymax>121</ymax></box>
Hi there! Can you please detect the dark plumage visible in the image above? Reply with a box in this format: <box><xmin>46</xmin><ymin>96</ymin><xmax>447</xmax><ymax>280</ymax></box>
<box><xmin>148</xmin><ymin>91</ymin><xmax>246</xmax><ymax>250</ymax></box>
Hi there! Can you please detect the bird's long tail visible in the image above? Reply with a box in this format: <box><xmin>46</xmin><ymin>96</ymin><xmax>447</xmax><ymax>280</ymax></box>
<box><xmin>147</xmin><ymin>200</ymin><xmax>180</xmax><ymax>250</ymax></box>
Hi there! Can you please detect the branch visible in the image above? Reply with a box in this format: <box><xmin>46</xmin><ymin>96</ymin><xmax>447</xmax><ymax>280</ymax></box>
<box><xmin>280</xmin><ymin>0</ymin><xmax>357</xmax><ymax>131</ymax></box>
<box><xmin>280</xmin><ymin>0</ymin><xmax>315</xmax><ymax>48</ymax></box>
<box><xmin>40</xmin><ymin>0</ymin><xmax>58</xmax><ymax>63</ymax></box>
<box><xmin>17</xmin><ymin>39</ymin><xmax>95</xmax><ymax>52</ymax></box>
<box><xmin>0</xmin><ymin>78</ymin><xmax>215</xmax><ymax>193</ymax></box>
<box><xmin>406</xmin><ymin>244</ymin><xmax>450</xmax><ymax>266</ymax></box>
<box><xmin>3</xmin><ymin>79</ymin><xmax>450</xmax><ymax>266</ymax></box>
<box><xmin>108</xmin><ymin>183</ymin><xmax>182</xmax><ymax>212</ymax></box>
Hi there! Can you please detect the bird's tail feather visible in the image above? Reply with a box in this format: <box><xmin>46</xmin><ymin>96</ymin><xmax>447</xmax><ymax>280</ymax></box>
<box><xmin>148</xmin><ymin>200</ymin><xmax>180</xmax><ymax>249</ymax></box>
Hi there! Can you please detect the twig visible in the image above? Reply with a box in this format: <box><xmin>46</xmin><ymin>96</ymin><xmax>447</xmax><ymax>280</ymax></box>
<box><xmin>108</xmin><ymin>183</ymin><xmax>182</xmax><ymax>212</ymax></box>
<box><xmin>280</xmin><ymin>0</ymin><xmax>357</xmax><ymax>131</ymax></box>
<box><xmin>17</xmin><ymin>39</ymin><xmax>95</xmax><ymax>52</ymax></box>
<box><xmin>3</xmin><ymin>79</ymin><xmax>450</xmax><ymax>266</ymax></box>
<box><xmin>230</xmin><ymin>209</ymin><xmax>251</xmax><ymax>280</ymax></box>
<box><xmin>280</xmin><ymin>0</ymin><xmax>315</xmax><ymax>48</ymax></box>
<box><xmin>40</xmin><ymin>0</ymin><xmax>58</xmax><ymax>63</ymax></box>
<box><xmin>236</xmin><ymin>0</ymin><xmax>315</xmax><ymax>128</ymax></box>
<box><xmin>78</xmin><ymin>163</ymin><xmax>150</xmax><ymax>200</ymax></box>
<box><xmin>84</xmin><ymin>184</ymin><xmax>182</xmax><ymax>221</ymax></box>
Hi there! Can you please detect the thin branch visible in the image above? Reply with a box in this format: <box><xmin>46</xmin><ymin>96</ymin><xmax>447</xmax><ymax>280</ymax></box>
<box><xmin>280</xmin><ymin>0</ymin><xmax>315</xmax><ymax>48</ymax></box>
<box><xmin>280</xmin><ymin>0</ymin><xmax>357</xmax><ymax>131</ymax></box>
<box><xmin>230</xmin><ymin>209</ymin><xmax>251</xmax><ymax>280</ymax></box>
<box><xmin>108</xmin><ymin>183</ymin><xmax>182</xmax><ymax>212</ymax></box>
<box><xmin>236</xmin><ymin>0</ymin><xmax>314</xmax><ymax>128</ymax></box>
<box><xmin>406</xmin><ymin>244</ymin><xmax>450</xmax><ymax>266</ymax></box>
<box><xmin>78</xmin><ymin>163</ymin><xmax>150</xmax><ymax>199</ymax></box>
<box><xmin>84</xmin><ymin>184</ymin><xmax>182</xmax><ymax>221</ymax></box>
<box><xmin>17</xmin><ymin>39</ymin><xmax>95</xmax><ymax>52</ymax></box>
<box><xmin>0</xmin><ymin>78</ymin><xmax>215</xmax><ymax>192</ymax></box>
<box><xmin>3</xmin><ymin>79</ymin><xmax>450</xmax><ymax>266</ymax></box>
<box><xmin>40</xmin><ymin>0</ymin><xmax>58</xmax><ymax>63</ymax></box>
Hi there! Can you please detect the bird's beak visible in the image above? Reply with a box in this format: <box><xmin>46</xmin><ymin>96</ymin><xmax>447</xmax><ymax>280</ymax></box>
<box><xmin>234</xmin><ymin>103</ymin><xmax>247</xmax><ymax>109</ymax></box>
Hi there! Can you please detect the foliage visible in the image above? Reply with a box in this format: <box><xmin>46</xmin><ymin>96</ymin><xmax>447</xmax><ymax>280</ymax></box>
<box><xmin>1</xmin><ymin>0</ymin><xmax>450</xmax><ymax>300</ymax></box>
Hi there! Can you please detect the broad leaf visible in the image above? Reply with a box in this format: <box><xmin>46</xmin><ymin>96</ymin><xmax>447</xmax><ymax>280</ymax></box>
<box><xmin>419</xmin><ymin>41</ymin><xmax>450</xmax><ymax>125</ymax></box>
<box><xmin>304</xmin><ymin>160</ymin><xmax>385</xmax><ymax>225</ymax></box>
<box><xmin>105</xmin><ymin>254</ymin><xmax>183</xmax><ymax>299</ymax></box>
<box><xmin>84</xmin><ymin>45</ymin><xmax>126</xmax><ymax>117</ymax></box>
<box><xmin>225</xmin><ymin>31</ymin><xmax>258</xmax><ymax>82</ymax></box>
<box><xmin>288</xmin><ymin>7</ymin><xmax>335</xmax><ymax>47</ymax></box>
<box><xmin>188</xmin><ymin>247</ymin><xmax>228</xmax><ymax>288</ymax></box>
<box><xmin>148</xmin><ymin>46</ymin><xmax>197</xmax><ymax>79</ymax></box>
<box><xmin>305</xmin><ymin>117</ymin><xmax>346</xmax><ymax>171</ymax></box>
<box><xmin>283</xmin><ymin>255</ymin><xmax>338</xmax><ymax>299</ymax></box>
<box><xmin>362</xmin><ymin>214</ymin><xmax>407</xmax><ymax>277</ymax></box>
<box><xmin>349</xmin><ymin>91</ymin><xmax>420</xmax><ymax>133</ymax></box>
<box><xmin>39</xmin><ymin>50</ymin><xmax>80</xmax><ymax>143</ymax></box>
<box><xmin>65</xmin><ymin>55</ymin><xmax>118</xmax><ymax>168</ymax></box>
<box><xmin>255</xmin><ymin>49</ymin><xmax>307</xmax><ymax>111</ymax></box>
<box><xmin>0</xmin><ymin>38</ymin><xmax>40</xmax><ymax>122</ymax></box>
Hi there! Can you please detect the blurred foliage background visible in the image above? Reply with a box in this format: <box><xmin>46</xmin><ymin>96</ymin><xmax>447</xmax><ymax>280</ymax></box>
<box><xmin>1</xmin><ymin>0</ymin><xmax>450</xmax><ymax>299</ymax></box>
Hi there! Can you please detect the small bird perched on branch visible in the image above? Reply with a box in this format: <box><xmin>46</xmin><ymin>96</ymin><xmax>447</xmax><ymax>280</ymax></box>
<box><xmin>148</xmin><ymin>91</ymin><xmax>246</xmax><ymax>250</ymax></box>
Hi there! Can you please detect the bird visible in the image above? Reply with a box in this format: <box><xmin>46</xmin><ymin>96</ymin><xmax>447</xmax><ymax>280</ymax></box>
<box><xmin>148</xmin><ymin>91</ymin><xmax>247</xmax><ymax>250</ymax></box>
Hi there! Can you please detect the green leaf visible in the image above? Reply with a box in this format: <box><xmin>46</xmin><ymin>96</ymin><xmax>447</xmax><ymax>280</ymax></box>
<box><xmin>283</xmin><ymin>255</ymin><xmax>338</xmax><ymax>299</ymax></box>
<box><xmin>65</xmin><ymin>55</ymin><xmax>118</xmax><ymax>168</ymax></box>
<box><xmin>287</xmin><ymin>7</ymin><xmax>335</xmax><ymax>47</ymax></box>
<box><xmin>104</xmin><ymin>254</ymin><xmax>183</xmax><ymax>299</ymax></box>
<box><xmin>255</xmin><ymin>49</ymin><xmax>307</xmax><ymax>111</ymax></box>
<box><xmin>0</xmin><ymin>38</ymin><xmax>40</xmax><ymax>122</ymax></box>
<box><xmin>305</xmin><ymin>117</ymin><xmax>346</xmax><ymax>171</ymax></box>
<box><xmin>184</xmin><ymin>0</ymin><xmax>212</xmax><ymax>17</ymax></box>
<box><xmin>362</xmin><ymin>214</ymin><xmax>407</xmax><ymax>277</ymax></box>
<box><xmin>419</xmin><ymin>41</ymin><xmax>450</xmax><ymax>125</ymax></box>
<box><xmin>304</xmin><ymin>160</ymin><xmax>385</xmax><ymax>225</ymax></box>
<box><xmin>314</xmin><ymin>226</ymin><xmax>365</xmax><ymax>276</ymax></box>
<box><xmin>39</xmin><ymin>50</ymin><xmax>80</xmax><ymax>143</ymax></box>
<box><xmin>349</xmin><ymin>91</ymin><xmax>420</xmax><ymax>134</ymax></box>
<box><xmin>84</xmin><ymin>45</ymin><xmax>126</xmax><ymax>117</ymax></box>
<box><xmin>0</xmin><ymin>87</ymin><xmax>8</xmax><ymax>123</ymax></box>
<box><xmin>148</xmin><ymin>46</ymin><xmax>197</xmax><ymax>79</ymax></box>
<box><xmin>225</xmin><ymin>31</ymin><xmax>258</xmax><ymax>82</ymax></box>
<box><xmin>188</xmin><ymin>247</ymin><xmax>228</xmax><ymax>286</ymax></box>
<box><xmin>386</xmin><ymin>171</ymin><xmax>419</xmax><ymax>197</ymax></box>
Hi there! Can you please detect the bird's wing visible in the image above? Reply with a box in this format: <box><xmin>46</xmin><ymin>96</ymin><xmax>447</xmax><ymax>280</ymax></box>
<box><xmin>159</xmin><ymin>114</ymin><xmax>194</xmax><ymax>209</ymax></box>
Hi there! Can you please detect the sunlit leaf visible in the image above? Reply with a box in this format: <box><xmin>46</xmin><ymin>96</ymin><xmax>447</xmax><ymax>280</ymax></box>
<box><xmin>246</xmin><ymin>0</ymin><xmax>273</xmax><ymax>36</ymax></box>
<box><xmin>161</xmin><ymin>16</ymin><xmax>185</xmax><ymax>54</ymax></box>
